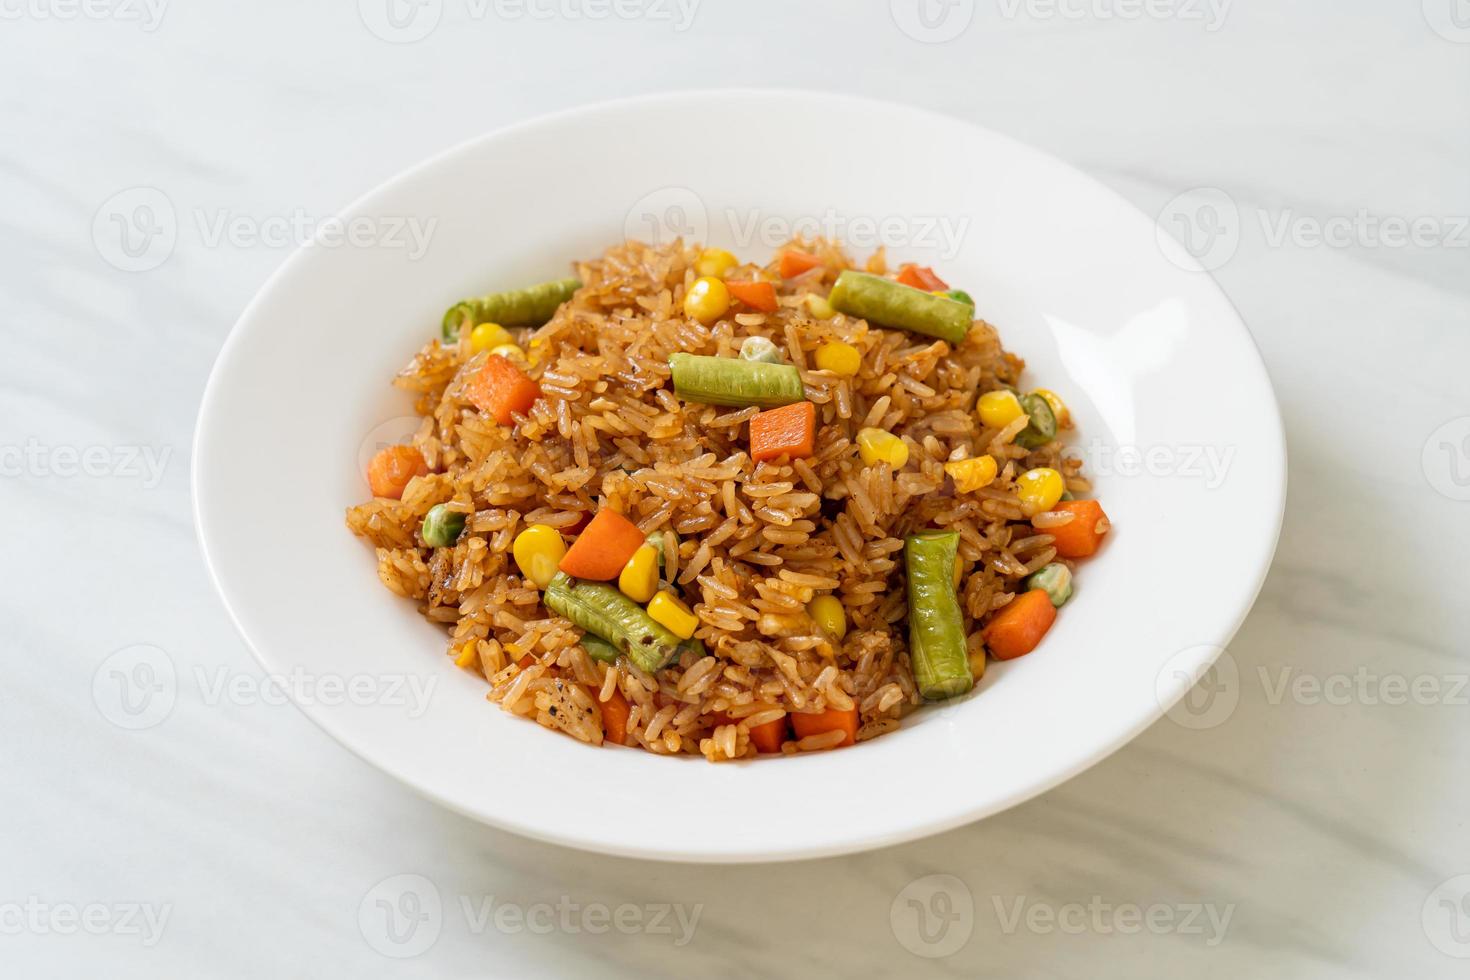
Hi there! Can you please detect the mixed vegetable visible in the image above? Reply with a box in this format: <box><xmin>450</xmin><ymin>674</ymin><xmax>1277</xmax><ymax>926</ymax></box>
<box><xmin>362</xmin><ymin>243</ymin><xmax>1113</xmax><ymax>755</ymax></box>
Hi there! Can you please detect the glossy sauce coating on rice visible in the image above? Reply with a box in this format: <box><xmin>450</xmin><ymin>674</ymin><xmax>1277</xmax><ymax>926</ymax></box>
<box><xmin>346</xmin><ymin>240</ymin><xmax>1089</xmax><ymax>760</ymax></box>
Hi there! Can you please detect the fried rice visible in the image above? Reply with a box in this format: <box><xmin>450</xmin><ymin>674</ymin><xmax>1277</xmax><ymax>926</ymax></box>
<box><xmin>346</xmin><ymin>239</ymin><xmax>1092</xmax><ymax>761</ymax></box>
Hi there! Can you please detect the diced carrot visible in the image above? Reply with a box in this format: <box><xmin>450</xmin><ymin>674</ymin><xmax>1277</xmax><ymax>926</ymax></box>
<box><xmin>748</xmin><ymin>716</ymin><xmax>789</xmax><ymax>754</ymax></box>
<box><xmin>367</xmin><ymin>444</ymin><xmax>428</xmax><ymax>500</ymax></box>
<box><xmin>896</xmin><ymin>263</ymin><xmax>948</xmax><ymax>292</ymax></box>
<box><xmin>598</xmin><ymin>686</ymin><xmax>631</xmax><ymax>745</ymax></box>
<box><xmin>710</xmin><ymin>710</ymin><xmax>787</xmax><ymax>754</ymax></box>
<box><xmin>725</xmin><ymin>279</ymin><xmax>779</xmax><ymax>312</ymax></box>
<box><xmin>983</xmin><ymin>589</ymin><xmax>1057</xmax><ymax>660</ymax></box>
<box><xmin>557</xmin><ymin>509</ymin><xmax>646</xmax><ymax>580</ymax></box>
<box><xmin>779</xmin><ymin>248</ymin><xmax>824</xmax><ymax>279</ymax></box>
<box><xmin>1035</xmin><ymin>499</ymin><xmax>1111</xmax><ymax>558</ymax></box>
<box><xmin>466</xmin><ymin>354</ymin><xmax>541</xmax><ymax>425</ymax></box>
<box><xmin>790</xmin><ymin>707</ymin><xmax>858</xmax><ymax>747</ymax></box>
<box><xmin>517</xmin><ymin>653</ymin><xmax>536</xmax><ymax>669</ymax></box>
<box><xmin>749</xmin><ymin>401</ymin><xmax>816</xmax><ymax>462</ymax></box>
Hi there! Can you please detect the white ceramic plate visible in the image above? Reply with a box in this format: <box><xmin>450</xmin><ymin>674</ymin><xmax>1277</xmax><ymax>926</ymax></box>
<box><xmin>194</xmin><ymin>90</ymin><xmax>1285</xmax><ymax>863</ymax></box>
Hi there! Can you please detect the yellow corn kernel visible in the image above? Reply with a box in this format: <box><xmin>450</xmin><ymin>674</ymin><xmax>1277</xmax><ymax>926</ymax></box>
<box><xmin>807</xmin><ymin>594</ymin><xmax>847</xmax><ymax>640</ymax></box>
<box><xmin>647</xmin><ymin>590</ymin><xmax>698</xmax><ymax>639</ymax></box>
<box><xmin>1015</xmin><ymin>467</ymin><xmax>1066</xmax><ymax>517</ymax></box>
<box><xmin>618</xmin><ymin>544</ymin><xmax>660</xmax><ymax>604</ymax></box>
<box><xmin>683</xmin><ymin>276</ymin><xmax>731</xmax><ymax>325</ymax></box>
<box><xmin>978</xmin><ymin>389</ymin><xmax>1025</xmax><ymax>429</ymax></box>
<box><xmin>856</xmin><ymin>428</ymin><xmax>909</xmax><ymax>469</ymax></box>
<box><xmin>512</xmin><ymin>524</ymin><xmax>566</xmax><ymax>590</ymax></box>
<box><xmin>814</xmin><ymin>340</ymin><xmax>862</xmax><ymax>377</ymax></box>
<box><xmin>695</xmin><ymin>247</ymin><xmax>739</xmax><ymax>279</ymax></box>
<box><xmin>488</xmin><ymin>343</ymin><xmax>525</xmax><ymax>362</ymax></box>
<box><xmin>469</xmin><ymin>322</ymin><xmax>511</xmax><ymax>353</ymax></box>
<box><xmin>1031</xmin><ymin>388</ymin><xmax>1071</xmax><ymax>429</ymax></box>
<box><xmin>944</xmin><ymin>455</ymin><xmax>999</xmax><ymax>493</ymax></box>
<box><xmin>455</xmin><ymin>641</ymin><xmax>479</xmax><ymax>668</ymax></box>
<box><xmin>805</xmin><ymin>294</ymin><xmax>835</xmax><ymax>319</ymax></box>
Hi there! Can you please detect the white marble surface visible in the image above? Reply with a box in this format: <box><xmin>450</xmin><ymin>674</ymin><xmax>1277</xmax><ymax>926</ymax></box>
<box><xmin>4</xmin><ymin>1</ymin><xmax>1468</xmax><ymax>976</ymax></box>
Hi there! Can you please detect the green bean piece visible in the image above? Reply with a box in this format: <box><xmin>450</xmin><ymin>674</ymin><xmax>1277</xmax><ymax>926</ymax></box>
<box><xmin>580</xmin><ymin>632</ymin><xmax>621</xmax><ymax>664</ymax></box>
<box><xmin>543</xmin><ymin>573</ymin><xmax>683</xmax><ymax>673</ymax></box>
<box><xmin>827</xmin><ymin>270</ymin><xmax>973</xmax><ymax>345</ymax></box>
<box><xmin>739</xmin><ymin>335</ymin><xmax>784</xmax><ymax>364</ymax></box>
<box><xmin>1014</xmin><ymin>394</ymin><xmax>1058</xmax><ymax>450</ymax></box>
<box><xmin>1025</xmin><ymin>563</ymin><xmax>1073</xmax><ymax>608</ymax></box>
<box><xmin>942</xmin><ymin>288</ymin><xmax>975</xmax><ymax>307</ymax></box>
<box><xmin>420</xmin><ymin>504</ymin><xmax>466</xmax><ymax>548</ymax></box>
<box><xmin>667</xmin><ymin>353</ymin><xmax>805</xmax><ymax>408</ymax></box>
<box><xmin>441</xmin><ymin>277</ymin><xmax>581</xmax><ymax>340</ymax></box>
<box><xmin>904</xmin><ymin>531</ymin><xmax>973</xmax><ymax>700</ymax></box>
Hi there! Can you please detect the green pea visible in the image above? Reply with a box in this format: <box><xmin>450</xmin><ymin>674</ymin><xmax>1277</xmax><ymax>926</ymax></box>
<box><xmin>421</xmin><ymin>504</ymin><xmax>467</xmax><ymax>547</ymax></box>
<box><xmin>1025</xmin><ymin>563</ymin><xmax>1073</xmax><ymax>607</ymax></box>
<box><xmin>942</xmin><ymin>289</ymin><xmax>974</xmax><ymax>307</ymax></box>
<box><xmin>739</xmin><ymin>335</ymin><xmax>784</xmax><ymax>364</ymax></box>
<box><xmin>1014</xmin><ymin>393</ymin><xmax>1058</xmax><ymax>450</ymax></box>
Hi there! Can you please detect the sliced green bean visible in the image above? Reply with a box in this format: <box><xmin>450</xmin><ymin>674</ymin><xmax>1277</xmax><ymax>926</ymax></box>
<box><xmin>420</xmin><ymin>504</ymin><xmax>466</xmax><ymax>548</ymax></box>
<box><xmin>1014</xmin><ymin>393</ymin><xmax>1057</xmax><ymax>450</ymax></box>
<box><xmin>1025</xmin><ymin>563</ymin><xmax>1073</xmax><ymax>608</ymax></box>
<box><xmin>579</xmin><ymin>632</ymin><xmax>621</xmax><ymax>664</ymax></box>
<box><xmin>667</xmin><ymin>353</ymin><xmax>804</xmax><ymax>408</ymax></box>
<box><xmin>543</xmin><ymin>573</ymin><xmax>683</xmax><ymax>673</ymax></box>
<box><xmin>827</xmin><ymin>270</ymin><xmax>973</xmax><ymax>345</ymax></box>
<box><xmin>441</xmin><ymin>277</ymin><xmax>581</xmax><ymax>340</ymax></box>
<box><xmin>904</xmin><ymin>531</ymin><xmax>973</xmax><ymax>700</ymax></box>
